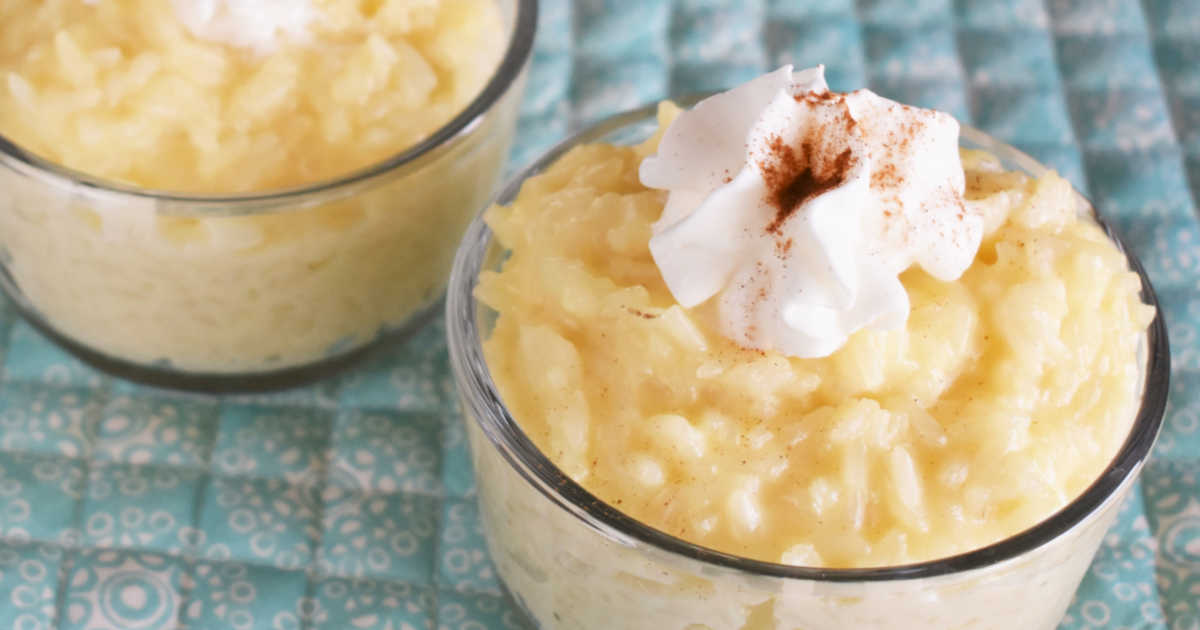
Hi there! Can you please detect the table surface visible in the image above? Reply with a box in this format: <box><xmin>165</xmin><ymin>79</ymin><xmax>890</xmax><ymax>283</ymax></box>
<box><xmin>1</xmin><ymin>1</ymin><xmax>1198</xmax><ymax>629</ymax></box>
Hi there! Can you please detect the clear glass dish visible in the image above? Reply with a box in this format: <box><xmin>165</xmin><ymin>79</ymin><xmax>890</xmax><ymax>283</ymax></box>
<box><xmin>0</xmin><ymin>0</ymin><xmax>537</xmax><ymax>391</ymax></box>
<box><xmin>446</xmin><ymin>97</ymin><xmax>1170</xmax><ymax>630</ymax></box>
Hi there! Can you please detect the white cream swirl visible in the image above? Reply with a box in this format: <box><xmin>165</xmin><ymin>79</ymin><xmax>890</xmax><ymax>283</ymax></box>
<box><xmin>640</xmin><ymin>65</ymin><xmax>983</xmax><ymax>358</ymax></box>
<box><xmin>171</xmin><ymin>0</ymin><xmax>315</xmax><ymax>53</ymax></box>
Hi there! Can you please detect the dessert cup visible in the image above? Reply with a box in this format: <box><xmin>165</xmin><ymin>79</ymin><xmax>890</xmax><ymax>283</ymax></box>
<box><xmin>446</xmin><ymin>98</ymin><xmax>1169</xmax><ymax>630</ymax></box>
<box><xmin>0</xmin><ymin>0</ymin><xmax>536</xmax><ymax>391</ymax></box>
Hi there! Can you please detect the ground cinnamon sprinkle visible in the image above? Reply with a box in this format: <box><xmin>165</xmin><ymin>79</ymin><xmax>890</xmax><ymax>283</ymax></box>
<box><xmin>761</xmin><ymin>135</ymin><xmax>855</xmax><ymax>235</ymax></box>
<box><xmin>872</xmin><ymin>162</ymin><xmax>902</xmax><ymax>189</ymax></box>
<box><xmin>795</xmin><ymin>90</ymin><xmax>843</xmax><ymax>105</ymax></box>
<box><xmin>775</xmin><ymin>237</ymin><xmax>794</xmax><ymax>256</ymax></box>
<box><xmin>735</xmin><ymin>264</ymin><xmax>772</xmax><ymax>347</ymax></box>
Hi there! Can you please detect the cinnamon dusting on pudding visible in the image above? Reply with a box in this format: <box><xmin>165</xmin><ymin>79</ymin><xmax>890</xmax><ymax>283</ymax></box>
<box><xmin>761</xmin><ymin>135</ymin><xmax>855</xmax><ymax>235</ymax></box>
<box><xmin>775</xmin><ymin>237</ymin><xmax>794</xmax><ymax>256</ymax></box>
<box><xmin>641</xmin><ymin>69</ymin><xmax>987</xmax><ymax>359</ymax></box>
<box><xmin>794</xmin><ymin>90</ymin><xmax>843</xmax><ymax>105</ymax></box>
<box><xmin>871</xmin><ymin>162</ymin><xmax>903</xmax><ymax>190</ymax></box>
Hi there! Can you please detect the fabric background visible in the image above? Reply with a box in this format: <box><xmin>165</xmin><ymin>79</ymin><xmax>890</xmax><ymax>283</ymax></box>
<box><xmin>0</xmin><ymin>0</ymin><xmax>1198</xmax><ymax>628</ymax></box>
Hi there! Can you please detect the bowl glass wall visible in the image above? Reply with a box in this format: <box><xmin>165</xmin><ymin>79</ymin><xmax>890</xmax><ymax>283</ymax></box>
<box><xmin>446</xmin><ymin>99</ymin><xmax>1169</xmax><ymax>630</ymax></box>
<box><xmin>0</xmin><ymin>0</ymin><xmax>536</xmax><ymax>390</ymax></box>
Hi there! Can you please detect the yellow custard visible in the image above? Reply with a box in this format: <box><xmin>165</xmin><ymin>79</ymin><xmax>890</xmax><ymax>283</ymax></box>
<box><xmin>478</xmin><ymin>104</ymin><xmax>1154</xmax><ymax>568</ymax></box>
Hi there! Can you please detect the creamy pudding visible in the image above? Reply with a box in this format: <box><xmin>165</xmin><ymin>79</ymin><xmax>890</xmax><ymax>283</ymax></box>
<box><xmin>450</xmin><ymin>66</ymin><xmax>1163</xmax><ymax>630</ymax></box>
<box><xmin>0</xmin><ymin>0</ymin><xmax>531</xmax><ymax>375</ymax></box>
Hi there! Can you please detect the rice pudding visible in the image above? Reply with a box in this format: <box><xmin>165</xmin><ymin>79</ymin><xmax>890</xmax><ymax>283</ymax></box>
<box><xmin>0</xmin><ymin>0</ymin><xmax>528</xmax><ymax>374</ymax></box>
<box><xmin>477</xmin><ymin>67</ymin><xmax>1153</xmax><ymax>568</ymax></box>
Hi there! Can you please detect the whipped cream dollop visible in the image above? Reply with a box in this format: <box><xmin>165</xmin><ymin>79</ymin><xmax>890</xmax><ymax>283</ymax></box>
<box><xmin>640</xmin><ymin>65</ymin><xmax>983</xmax><ymax>358</ymax></box>
<box><xmin>171</xmin><ymin>0</ymin><xmax>315</xmax><ymax>54</ymax></box>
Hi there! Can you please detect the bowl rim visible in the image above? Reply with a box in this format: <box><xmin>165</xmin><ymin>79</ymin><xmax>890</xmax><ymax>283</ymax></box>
<box><xmin>446</xmin><ymin>95</ymin><xmax>1171</xmax><ymax>583</ymax></box>
<box><xmin>0</xmin><ymin>0</ymin><xmax>538</xmax><ymax>207</ymax></box>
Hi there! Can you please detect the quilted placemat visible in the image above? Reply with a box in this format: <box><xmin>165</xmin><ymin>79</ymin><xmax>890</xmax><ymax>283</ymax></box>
<box><xmin>1</xmin><ymin>0</ymin><xmax>1199</xmax><ymax>629</ymax></box>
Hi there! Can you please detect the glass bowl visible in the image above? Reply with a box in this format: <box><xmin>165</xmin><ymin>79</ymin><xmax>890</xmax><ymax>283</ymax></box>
<box><xmin>0</xmin><ymin>0</ymin><xmax>536</xmax><ymax>391</ymax></box>
<box><xmin>446</xmin><ymin>97</ymin><xmax>1170</xmax><ymax>630</ymax></box>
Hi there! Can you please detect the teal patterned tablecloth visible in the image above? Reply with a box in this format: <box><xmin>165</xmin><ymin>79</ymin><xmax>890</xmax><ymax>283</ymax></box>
<box><xmin>1</xmin><ymin>0</ymin><xmax>1199</xmax><ymax>628</ymax></box>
